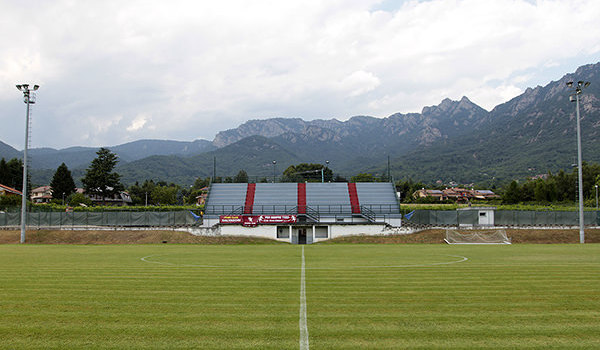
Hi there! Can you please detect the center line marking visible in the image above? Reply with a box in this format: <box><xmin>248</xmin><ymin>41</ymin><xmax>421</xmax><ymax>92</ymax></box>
<box><xmin>299</xmin><ymin>246</ymin><xmax>309</xmax><ymax>350</ymax></box>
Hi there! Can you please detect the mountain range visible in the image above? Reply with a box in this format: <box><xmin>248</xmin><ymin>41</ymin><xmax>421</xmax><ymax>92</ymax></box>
<box><xmin>1</xmin><ymin>62</ymin><xmax>599</xmax><ymax>187</ymax></box>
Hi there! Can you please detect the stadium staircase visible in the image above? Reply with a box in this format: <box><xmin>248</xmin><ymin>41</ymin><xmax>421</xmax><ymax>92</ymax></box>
<box><xmin>294</xmin><ymin>183</ymin><xmax>319</xmax><ymax>222</ymax></box>
<box><xmin>227</xmin><ymin>206</ymin><xmax>244</xmax><ymax>215</ymax></box>
<box><xmin>243</xmin><ymin>183</ymin><xmax>256</xmax><ymax>214</ymax></box>
<box><xmin>359</xmin><ymin>206</ymin><xmax>376</xmax><ymax>222</ymax></box>
<box><xmin>302</xmin><ymin>206</ymin><xmax>320</xmax><ymax>223</ymax></box>
<box><xmin>347</xmin><ymin>183</ymin><xmax>361</xmax><ymax>214</ymax></box>
<box><xmin>297</xmin><ymin>183</ymin><xmax>306</xmax><ymax>214</ymax></box>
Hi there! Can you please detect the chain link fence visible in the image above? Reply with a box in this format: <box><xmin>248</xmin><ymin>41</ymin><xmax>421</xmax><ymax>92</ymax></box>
<box><xmin>408</xmin><ymin>210</ymin><xmax>600</xmax><ymax>226</ymax></box>
<box><xmin>0</xmin><ymin>210</ymin><xmax>198</xmax><ymax>228</ymax></box>
<box><xmin>2</xmin><ymin>209</ymin><xmax>599</xmax><ymax>228</ymax></box>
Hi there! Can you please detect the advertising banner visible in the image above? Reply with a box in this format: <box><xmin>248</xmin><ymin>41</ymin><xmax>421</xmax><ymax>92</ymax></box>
<box><xmin>242</xmin><ymin>216</ymin><xmax>259</xmax><ymax>227</ymax></box>
<box><xmin>219</xmin><ymin>215</ymin><xmax>243</xmax><ymax>224</ymax></box>
<box><xmin>220</xmin><ymin>215</ymin><xmax>297</xmax><ymax>225</ymax></box>
<box><xmin>258</xmin><ymin>215</ymin><xmax>297</xmax><ymax>224</ymax></box>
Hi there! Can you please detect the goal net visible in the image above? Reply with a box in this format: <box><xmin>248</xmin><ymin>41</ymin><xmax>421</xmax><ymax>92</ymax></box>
<box><xmin>445</xmin><ymin>230</ymin><xmax>511</xmax><ymax>244</ymax></box>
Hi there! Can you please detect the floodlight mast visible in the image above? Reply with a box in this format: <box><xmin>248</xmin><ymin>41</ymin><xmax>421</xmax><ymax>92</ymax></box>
<box><xmin>566</xmin><ymin>80</ymin><xmax>590</xmax><ymax>244</ymax></box>
<box><xmin>321</xmin><ymin>160</ymin><xmax>329</xmax><ymax>183</ymax></box>
<box><xmin>16</xmin><ymin>84</ymin><xmax>38</xmax><ymax>244</ymax></box>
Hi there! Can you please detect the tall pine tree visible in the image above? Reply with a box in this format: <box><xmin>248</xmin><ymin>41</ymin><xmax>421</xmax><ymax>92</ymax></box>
<box><xmin>81</xmin><ymin>148</ymin><xmax>124</xmax><ymax>203</ymax></box>
<box><xmin>50</xmin><ymin>163</ymin><xmax>76</xmax><ymax>200</ymax></box>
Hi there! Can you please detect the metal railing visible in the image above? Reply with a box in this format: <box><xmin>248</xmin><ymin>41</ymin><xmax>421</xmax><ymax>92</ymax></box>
<box><xmin>360</xmin><ymin>206</ymin><xmax>376</xmax><ymax>222</ymax></box>
<box><xmin>204</xmin><ymin>204</ymin><xmax>400</xmax><ymax>216</ymax></box>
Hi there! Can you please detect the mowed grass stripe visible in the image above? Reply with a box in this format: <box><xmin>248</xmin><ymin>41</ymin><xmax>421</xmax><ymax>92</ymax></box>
<box><xmin>304</xmin><ymin>244</ymin><xmax>600</xmax><ymax>349</ymax></box>
<box><xmin>0</xmin><ymin>245</ymin><xmax>302</xmax><ymax>350</ymax></box>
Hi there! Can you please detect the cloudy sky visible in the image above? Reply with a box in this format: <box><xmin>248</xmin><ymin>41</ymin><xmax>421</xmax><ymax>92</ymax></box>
<box><xmin>2</xmin><ymin>0</ymin><xmax>599</xmax><ymax>150</ymax></box>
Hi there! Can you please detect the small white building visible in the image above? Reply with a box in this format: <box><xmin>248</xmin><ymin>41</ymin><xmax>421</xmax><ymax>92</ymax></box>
<box><xmin>457</xmin><ymin>206</ymin><xmax>496</xmax><ymax>226</ymax></box>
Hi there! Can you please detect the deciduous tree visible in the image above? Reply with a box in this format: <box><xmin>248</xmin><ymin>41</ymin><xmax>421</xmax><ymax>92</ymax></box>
<box><xmin>282</xmin><ymin>163</ymin><xmax>333</xmax><ymax>182</ymax></box>
<box><xmin>233</xmin><ymin>170</ymin><xmax>249</xmax><ymax>183</ymax></box>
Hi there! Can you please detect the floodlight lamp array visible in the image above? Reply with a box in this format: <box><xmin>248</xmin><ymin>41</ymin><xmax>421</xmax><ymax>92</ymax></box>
<box><xmin>566</xmin><ymin>80</ymin><xmax>591</xmax><ymax>101</ymax></box>
<box><xmin>16</xmin><ymin>83</ymin><xmax>39</xmax><ymax>104</ymax></box>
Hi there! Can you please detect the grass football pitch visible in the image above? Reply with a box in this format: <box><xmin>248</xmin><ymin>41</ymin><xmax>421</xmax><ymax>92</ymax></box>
<box><xmin>0</xmin><ymin>244</ymin><xmax>598</xmax><ymax>349</ymax></box>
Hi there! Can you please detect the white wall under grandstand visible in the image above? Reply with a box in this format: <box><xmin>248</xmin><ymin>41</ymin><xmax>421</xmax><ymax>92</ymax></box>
<box><xmin>188</xmin><ymin>223</ymin><xmax>399</xmax><ymax>243</ymax></box>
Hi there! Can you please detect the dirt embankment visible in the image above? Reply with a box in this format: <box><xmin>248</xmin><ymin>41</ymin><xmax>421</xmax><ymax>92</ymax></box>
<box><xmin>324</xmin><ymin>228</ymin><xmax>600</xmax><ymax>244</ymax></box>
<box><xmin>1</xmin><ymin>228</ymin><xmax>599</xmax><ymax>244</ymax></box>
<box><xmin>0</xmin><ymin>229</ymin><xmax>280</xmax><ymax>245</ymax></box>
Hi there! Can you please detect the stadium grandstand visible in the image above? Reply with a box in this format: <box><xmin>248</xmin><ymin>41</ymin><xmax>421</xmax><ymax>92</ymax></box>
<box><xmin>202</xmin><ymin>182</ymin><xmax>402</xmax><ymax>243</ymax></box>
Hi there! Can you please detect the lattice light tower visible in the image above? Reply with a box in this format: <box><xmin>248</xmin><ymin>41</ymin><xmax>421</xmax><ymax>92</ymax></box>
<box><xmin>566</xmin><ymin>80</ymin><xmax>590</xmax><ymax>244</ymax></box>
<box><xmin>16</xmin><ymin>84</ymin><xmax>39</xmax><ymax>244</ymax></box>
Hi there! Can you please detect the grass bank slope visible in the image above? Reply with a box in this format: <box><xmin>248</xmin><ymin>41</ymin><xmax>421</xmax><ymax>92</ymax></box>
<box><xmin>323</xmin><ymin>228</ymin><xmax>600</xmax><ymax>244</ymax></box>
<box><xmin>0</xmin><ymin>229</ymin><xmax>281</xmax><ymax>244</ymax></box>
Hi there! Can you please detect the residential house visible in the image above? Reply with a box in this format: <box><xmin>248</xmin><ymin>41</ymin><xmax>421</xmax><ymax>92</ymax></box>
<box><xmin>472</xmin><ymin>189</ymin><xmax>500</xmax><ymax>200</ymax></box>
<box><xmin>0</xmin><ymin>184</ymin><xmax>22</xmax><ymax>197</ymax></box>
<box><xmin>442</xmin><ymin>187</ymin><xmax>473</xmax><ymax>202</ymax></box>
<box><xmin>414</xmin><ymin>187</ymin><xmax>499</xmax><ymax>202</ymax></box>
<box><xmin>31</xmin><ymin>186</ymin><xmax>53</xmax><ymax>203</ymax></box>
<box><xmin>413</xmin><ymin>189</ymin><xmax>445</xmax><ymax>201</ymax></box>
<box><xmin>83</xmin><ymin>188</ymin><xmax>133</xmax><ymax>206</ymax></box>
<box><xmin>195</xmin><ymin>186</ymin><xmax>209</xmax><ymax>206</ymax></box>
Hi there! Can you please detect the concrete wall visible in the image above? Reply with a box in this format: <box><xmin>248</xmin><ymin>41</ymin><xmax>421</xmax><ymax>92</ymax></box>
<box><xmin>329</xmin><ymin>224</ymin><xmax>389</xmax><ymax>239</ymax></box>
<box><xmin>189</xmin><ymin>223</ymin><xmax>397</xmax><ymax>243</ymax></box>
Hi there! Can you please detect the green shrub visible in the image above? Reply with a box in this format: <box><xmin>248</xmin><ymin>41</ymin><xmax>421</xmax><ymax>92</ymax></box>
<box><xmin>68</xmin><ymin>193</ymin><xmax>92</xmax><ymax>207</ymax></box>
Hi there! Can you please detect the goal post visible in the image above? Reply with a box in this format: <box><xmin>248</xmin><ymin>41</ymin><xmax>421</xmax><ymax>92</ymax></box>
<box><xmin>445</xmin><ymin>229</ymin><xmax>511</xmax><ymax>244</ymax></box>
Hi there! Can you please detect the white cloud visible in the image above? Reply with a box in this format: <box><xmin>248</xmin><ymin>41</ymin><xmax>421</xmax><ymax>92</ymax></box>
<box><xmin>1</xmin><ymin>0</ymin><xmax>600</xmax><ymax>148</ymax></box>
<box><xmin>338</xmin><ymin>71</ymin><xmax>381</xmax><ymax>97</ymax></box>
<box><xmin>126</xmin><ymin>114</ymin><xmax>149</xmax><ymax>132</ymax></box>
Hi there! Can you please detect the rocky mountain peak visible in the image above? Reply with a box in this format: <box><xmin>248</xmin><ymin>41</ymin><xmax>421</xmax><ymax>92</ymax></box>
<box><xmin>213</xmin><ymin>118</ymin><xmax>307</xmax><ymax>147</ymax></box>
<box><xmin>421</xmin><ymin>96</ymin><xmax>482</xmax><ymax>116</ymax></box>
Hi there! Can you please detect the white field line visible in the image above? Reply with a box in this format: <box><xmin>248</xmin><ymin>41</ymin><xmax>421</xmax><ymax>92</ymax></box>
<box><xmin>140</xmin><ymin>254</ymin><xmax>469</xmax><ymax>269</ymax></box>
<box><xmin>299</xmin><ymin>245</ymin><xmax>309</xmax><ymax>350</ymax></box>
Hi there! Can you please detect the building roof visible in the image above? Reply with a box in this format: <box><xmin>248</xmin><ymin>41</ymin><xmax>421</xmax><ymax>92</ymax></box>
<box><xmin>476</xmin><ymin>190</ymin><xmax>495</xmax><ymax>194</ymax></box>
<box><xmin>32</xmin><ymin>186</ymin><xmax>52</xmax><ymax>193</ymax></box>
<box><xmin>0</xmin><ymin>184</ymin><xmax>22</xmax><ymax>195</ymax></box>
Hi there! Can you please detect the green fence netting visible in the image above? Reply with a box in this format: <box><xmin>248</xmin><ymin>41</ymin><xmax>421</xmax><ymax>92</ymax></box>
<box><xmin>1</xmin><ymin>210</ymin><xmax>598</xmax><ymax>227</ymax></box>
<box><xmin>0</xmin><ymin>211</ymin><xmax>197</xmax><ymax>227</ymax></box>
<box><xmin>408</xmin><ymin>210</ymin><xmax>600</xmax><ymax>226</ymax></box>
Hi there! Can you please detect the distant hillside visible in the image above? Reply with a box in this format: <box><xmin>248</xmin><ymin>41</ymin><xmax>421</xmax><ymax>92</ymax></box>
<box><xmin>117</xmin><ymin>136</ymin><xmax>301</xmax><ymax>185</ymax></box>
<box><xmin>0</xmin><ymin>141</ymin><xmax>20</xmax><ymax>160</ymax></box>
<box><xmin>111</xmin><ymin>139</ymin><xmax>215</xmax><ymax>161</ymax></box>
<box><xmin>2</xmin><ymin>139</ymin><xmax>215</xmax><ymax>171</ymax></box>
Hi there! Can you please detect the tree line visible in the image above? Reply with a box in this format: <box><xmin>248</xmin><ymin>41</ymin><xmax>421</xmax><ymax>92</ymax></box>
<box><xmin>502</xmin><ymin>162</ymin><xmax>600</xmax><ymax>205</ymax></box>
<box><xmin>4</xmin><ymin>150</ymin><xmax>600</xmax><ymax>207</ymax></box>
<box><xmin>0</xmin><ymin>158</ymin><xmax>25</xmax><ymax>191</ymax></box>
